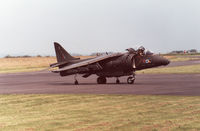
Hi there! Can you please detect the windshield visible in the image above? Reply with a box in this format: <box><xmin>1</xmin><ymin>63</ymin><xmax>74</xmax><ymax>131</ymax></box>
<box><xmin>145</xmin><ymin>50</ymin><xmax>154</xmax><ymax>55</ymax></box>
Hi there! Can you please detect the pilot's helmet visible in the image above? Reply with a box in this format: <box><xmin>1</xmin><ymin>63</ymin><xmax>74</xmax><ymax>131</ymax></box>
<box><xmin>138</xmin><ymin>46</ymin><xmax>145</xmax><ymax>56</ymax></box>
<box><xmin>138</xmin><ymin>46</ymin><xmax>145</xmax><ymax>51</ymax></box>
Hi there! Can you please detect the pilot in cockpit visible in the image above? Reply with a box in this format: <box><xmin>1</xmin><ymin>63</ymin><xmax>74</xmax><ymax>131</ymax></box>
<box><xmin>137</xmin><ymin>46</ymin><xmax>145</xmax><ymax>56</ymax></box>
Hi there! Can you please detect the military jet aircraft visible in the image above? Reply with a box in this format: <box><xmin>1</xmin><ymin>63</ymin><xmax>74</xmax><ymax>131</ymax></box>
<box><xmin>50</xmin><ymin>42</ymin><xmax>170</xmax><ymax>85</ymax></box>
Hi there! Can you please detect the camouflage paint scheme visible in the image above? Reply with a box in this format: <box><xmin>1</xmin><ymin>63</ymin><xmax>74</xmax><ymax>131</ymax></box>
<box><xmin>50</xmin><ymin>42</ymin><xmax>170</xmax><ymax>84</ymax></box>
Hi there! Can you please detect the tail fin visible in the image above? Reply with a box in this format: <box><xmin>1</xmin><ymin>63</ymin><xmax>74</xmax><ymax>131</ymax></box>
<box><xmin>54</xmin><ymin>42</ymin><xmax>79</xmax><ymax>63</ymax></box>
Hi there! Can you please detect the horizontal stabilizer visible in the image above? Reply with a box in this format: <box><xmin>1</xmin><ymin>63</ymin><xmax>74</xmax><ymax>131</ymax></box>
<box><xmin>50</xmin><ymin>61</ymin><xmax>70</xmax><ymax>68</ymax></box>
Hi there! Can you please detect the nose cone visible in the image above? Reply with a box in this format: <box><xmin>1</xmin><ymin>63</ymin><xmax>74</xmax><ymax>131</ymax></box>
<box><xmin>152</xmin><ymin>55</ymin><xmax>170</xmax><ymax>66</ymax></box>
<box><xmin>162</xmin><ymin>58</ymin><xmax>170</xmax><ymax>66</ymax></box>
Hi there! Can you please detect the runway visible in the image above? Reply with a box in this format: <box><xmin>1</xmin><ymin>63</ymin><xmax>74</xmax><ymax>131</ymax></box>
<box><xmin>0</xmin><ymin>71</ymin><xmax>200</xmax><ymax>95</ymax></box>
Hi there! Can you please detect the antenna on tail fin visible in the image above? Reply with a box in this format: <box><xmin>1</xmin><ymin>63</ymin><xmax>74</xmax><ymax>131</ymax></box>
<box><xmin>54</xmin><ymin>42</ymin><xmax>79</xmax><ymax>63</ymax></box>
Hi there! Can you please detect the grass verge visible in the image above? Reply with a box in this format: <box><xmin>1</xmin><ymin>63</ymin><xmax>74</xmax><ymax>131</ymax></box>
<box><xmin>0</xmin><ymin>57</ymin><xmax>56</xmax><ymax>73</ymax></box>
<box><xmin>0</xmin><ymin>56</ymin><xmax>93</xmax><ymax>73</ymax></box>
<box><xmin>0</xmin><ymin>95</ymin><xmax>200</xmax><ymax>131</ymax></box>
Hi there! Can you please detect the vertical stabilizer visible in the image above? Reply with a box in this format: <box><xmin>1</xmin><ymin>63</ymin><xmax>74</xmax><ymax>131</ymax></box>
<box><xmin>54</xmin><ymin>42</ymin><xmax>78</xmax><ymax>63</ymax></box>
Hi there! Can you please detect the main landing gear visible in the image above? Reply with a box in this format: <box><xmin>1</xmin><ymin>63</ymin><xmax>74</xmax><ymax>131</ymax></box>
<box><xmin>97</xmin><ymin>74</ymin><xmax>136</xmax><ymax>84</ymax></box>
<box><xmin>116</xmin><ymin>77</ymin><xmax>120</xmax><ymax>84</ymax></box>
<box><xmin>97</xmin><ymin>76</ymin><xmax>107</xmax><ymax>84</ymax></box>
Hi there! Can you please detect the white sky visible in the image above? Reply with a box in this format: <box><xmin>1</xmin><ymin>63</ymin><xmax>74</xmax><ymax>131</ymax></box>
<box><xmin>0</xmin><ymin>0</ymin><xmax>200</xmax><ymax>56</ymax></box>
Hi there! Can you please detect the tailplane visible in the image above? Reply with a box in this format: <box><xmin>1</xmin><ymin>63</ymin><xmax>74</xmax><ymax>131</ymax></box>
<box><xmin>54</xmin><ymin>42</ymin><xmax>79</xmax><ymax>63</ymax></box>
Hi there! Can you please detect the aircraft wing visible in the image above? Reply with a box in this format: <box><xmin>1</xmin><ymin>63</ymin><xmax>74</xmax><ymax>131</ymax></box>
<box><xmin>52</xmin><ymin>53</ymin><xmax>122</xmax><ymax>73</ymax></box>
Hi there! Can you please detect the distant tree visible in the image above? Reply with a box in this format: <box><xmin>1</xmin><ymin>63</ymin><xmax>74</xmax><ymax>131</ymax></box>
<box><xmin>23</xmin><ymin>55</ymin><xmax>31</xmax><ymax>58</ymax></box>
<box><xmin>4</xmin><ymin>55</ymin><xmax>13</xmax><ymax>58</ymax></box>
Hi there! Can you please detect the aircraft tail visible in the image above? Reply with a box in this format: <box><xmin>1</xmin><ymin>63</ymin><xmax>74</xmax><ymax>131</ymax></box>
<box><xmin>54</xmin><ymin>42</ymin><xmax>79</xmax><ymax>63</ymax></box>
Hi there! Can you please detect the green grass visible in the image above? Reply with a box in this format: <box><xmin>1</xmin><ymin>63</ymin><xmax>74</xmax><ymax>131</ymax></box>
<box><xmin>138</xmin><ymin>64</ymin><xmax>200</xmax><ymax>74</ymax></box>
<box><xmin>0</xmin><ymin>95</ymin><xmax>200</xmax><ymax>131</ymax></box>
<box><xmin>168</xmin><ymin>57</ymin><xmax>199</xmax><ymax>62</ymax></box>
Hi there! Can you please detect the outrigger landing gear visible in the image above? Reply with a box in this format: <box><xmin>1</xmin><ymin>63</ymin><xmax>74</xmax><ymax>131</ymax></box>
<box><xmin>97</xmin><ymin>76</ymin><xmax>107</xmax><ymax>84</ymax></box>
<box><xmin>74</xmin><ymin>74</ymin><xmax>79</xmax><ymax>85</ymax></box>
<box><xmin>74</xmin><ymin>80</ymin><xmax>78</xmax><ymax>85</ymax></box>
<box><xmin>116</xmin><ymin>77</ymin><xmax>120</xmax><ymax>84</ymax></box>
<box><xmin>127</xmin><ymin>73</ymin><xmax>136</xmax><ymax>84</ymax></box>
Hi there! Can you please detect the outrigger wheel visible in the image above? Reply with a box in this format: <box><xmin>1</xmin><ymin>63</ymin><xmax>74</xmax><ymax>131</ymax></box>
<box><xmin>74</xmin><ymin>80</ymin><xmax>79</xmax><ymax>85</ymax></box>
<box><xmin>74</xmin><ymin>74</ymin><xmax>79</xmax><ymax>85</ymax></box>
<box><xmin>97</xmin><ymin>76</ymin><xmax>107</xmax><ymax>84</ymax></box>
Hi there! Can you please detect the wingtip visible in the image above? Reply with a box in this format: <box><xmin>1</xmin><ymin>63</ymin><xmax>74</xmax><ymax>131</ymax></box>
<box><xmin>51</xmin><ymin>70</ymin><xmax>60</xmax><ymax>73</ymax></box>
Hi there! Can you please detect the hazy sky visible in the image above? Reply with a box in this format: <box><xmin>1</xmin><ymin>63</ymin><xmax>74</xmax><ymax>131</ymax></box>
<box><xmin>0</xmin><ymin>0</ymin><xmax>200</xmax><ymax>56</ymax></box>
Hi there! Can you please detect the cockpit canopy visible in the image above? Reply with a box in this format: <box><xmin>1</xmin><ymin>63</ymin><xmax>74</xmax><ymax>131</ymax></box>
<box><xmin>126</xmin><ymin>46</ymin><xmax>154</xmax><ymax>56</ymax></box>
<box><xmin>145</xmin><ymin>50</ymin><xmax>154</xmax><ymax>55</ymax></box>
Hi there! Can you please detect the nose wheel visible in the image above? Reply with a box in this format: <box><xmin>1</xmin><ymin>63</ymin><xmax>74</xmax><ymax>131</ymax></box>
<box><xmin>97</xmin><ymin>76</ymin><xmax>107</xmax><ymax>84</ymax></box>
<box><xmin>127</xmin><ymin>73</ymin><xmax>135</xmax><ymax>84</ymax></box>
<box><xmin>127</xmin><ymin>77</ymin><xmax>135</xmax><ymax>84</ymax></box>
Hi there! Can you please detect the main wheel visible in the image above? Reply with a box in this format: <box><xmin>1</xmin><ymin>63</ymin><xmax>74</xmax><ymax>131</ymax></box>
<box><xmin>97</xmin><ymin>76</ymin><xmax>107</xmax><ymax>84</ymax></box>
<box><xmin>127</xmin><ymin>77</ymin><xmax>135</xmax><ymax>84</ymax></box>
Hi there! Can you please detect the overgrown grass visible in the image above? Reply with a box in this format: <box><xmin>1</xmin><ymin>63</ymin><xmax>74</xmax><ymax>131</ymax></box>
<box><xmin>0</xmin><ymin>57</ymin><xmax>56</xmax><ymax>73</ymax></box>
<box><xmin>0</xmin><ymin>95</ymin><xmax>200</xmax><ymax>131</ymax></box>
<box><xmin>138</xmin><ymin>64</ymin><xmax>200</xmax><ymax>74</ymax></box>
<box><xmin>0</xmin><ymin>56</ymin><xmax>94</xmax><ymax>73</ymax></box>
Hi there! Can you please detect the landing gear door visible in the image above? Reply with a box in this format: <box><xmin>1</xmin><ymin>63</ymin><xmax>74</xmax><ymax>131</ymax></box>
<box><xmin>132</xmin><ymin>58</ymin><xmax>136</xmax><ymax>69</ymax></box>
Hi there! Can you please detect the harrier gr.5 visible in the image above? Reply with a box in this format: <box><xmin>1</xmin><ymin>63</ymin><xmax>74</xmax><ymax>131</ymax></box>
<box><xmin>50</xmin><ymin>42</ymin><xmax>170</xmax><ymax>84</ymax></box>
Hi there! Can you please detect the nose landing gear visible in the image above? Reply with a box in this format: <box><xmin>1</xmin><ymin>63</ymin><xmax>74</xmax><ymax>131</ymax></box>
<box><xmin>127</xmin><ymin>73</ymin><xmax>135</xmax><ymax>84</ymax></box>
<box><xmin>127</xmin><ymin>77</ymin><xmax>135</xmax><ymax>84</ymax></box>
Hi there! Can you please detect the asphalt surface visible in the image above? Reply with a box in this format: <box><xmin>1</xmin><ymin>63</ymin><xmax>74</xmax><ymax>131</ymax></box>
<box><xmin>0</xmin><ymin>71</ymin><xmax>200</xmax><ymax>95</ymax></box>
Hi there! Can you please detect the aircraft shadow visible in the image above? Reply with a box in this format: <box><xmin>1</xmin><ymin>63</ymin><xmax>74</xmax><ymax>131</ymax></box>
<box><xmin>48</xmin><ymin>82</ymin><xmax>139</xmax><ymax>86</ymax></box>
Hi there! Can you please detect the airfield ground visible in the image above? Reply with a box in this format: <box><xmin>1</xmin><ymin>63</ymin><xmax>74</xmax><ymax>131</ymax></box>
<box><xmin>0</xmin><ymin>55</ymin><xmax>200</xmax><ymax>130</ymax></box>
